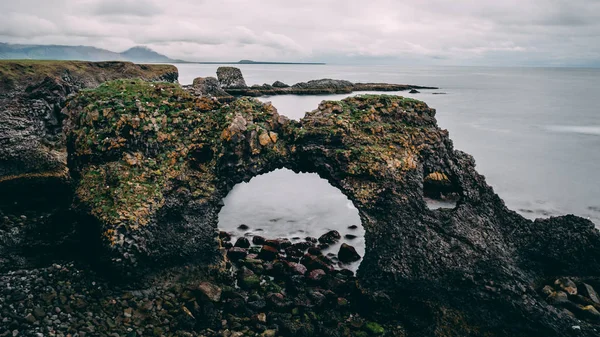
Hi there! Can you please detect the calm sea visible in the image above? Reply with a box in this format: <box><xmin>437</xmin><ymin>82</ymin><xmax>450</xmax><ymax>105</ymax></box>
<box><xmin>173</xmin><ymin>64</ymin><xmax>600</xmax><ymax>267</ymax></box>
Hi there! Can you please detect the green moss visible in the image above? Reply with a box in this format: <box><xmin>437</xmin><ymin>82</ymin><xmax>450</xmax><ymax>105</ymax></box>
<box><xmin>365</xmin><ymin>321</ymin><xmax>385</xmax><ymax>335</ymax></box>
<box><xmin>240</xmin><ymin>275</ymin><xmax>261</xmax><ymax>289</ymax></box>
<box><xmin>0</xmin><ymin>60</ymin><xmax>176</xmax><ymax>92</ymax></box>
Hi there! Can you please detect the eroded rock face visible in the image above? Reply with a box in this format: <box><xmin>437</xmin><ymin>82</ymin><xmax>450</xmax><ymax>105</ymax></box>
<box><xmin>65</xmin><ymin>82</ymin><xmax>600</xmax><ymax>336</ymax></box>
<box><xmin>0</xmin><ymin>61</ymin><xmax>178</xmax><ymax>271</ymax></box>
<box><xmin>216</xmin><ymin>66</ymin><xmax>247</xmax><ymax>88</ymax></box>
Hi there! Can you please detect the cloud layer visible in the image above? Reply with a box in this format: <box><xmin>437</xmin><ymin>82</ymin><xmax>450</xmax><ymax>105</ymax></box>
<box><xmin>1</xmin><ymin>0</ymin><xmax>599</xmax><ymax>66</ymax></box>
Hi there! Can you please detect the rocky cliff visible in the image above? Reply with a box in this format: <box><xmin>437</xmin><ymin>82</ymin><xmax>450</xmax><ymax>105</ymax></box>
<box><xmin>60</xmin><ymin>79</ymin><xmax>600</xmax><ymax>336</ymax></box>
<box><xmin>2</xmin><ymin>64</ymin><xmax>600</xmax><ymax>336</ymax></box>
<box><xmin>0</xmin><ymin>60</ymin><xmax>178</xmax><ymax>271</ymax></box>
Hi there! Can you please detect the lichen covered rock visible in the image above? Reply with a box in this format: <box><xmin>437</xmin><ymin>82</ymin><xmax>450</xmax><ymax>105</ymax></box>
<box><xmin>0</xmin><ymin>60</ymin><xmax>178</xmax><ymax>270</ymax></box>
<box><xmin>190</xmin><ymin>76</ymin><xmax>233</xmax><ymax>101</ymax></box>
<box><xmin>216</xmin><ymin>66</ymin><xmax>247</xmax><ymax>88</ymax></box>
<box><xmin>65</xmin><ymin>82</ymin><xmax>600</xmax><ymax>336</ymax></box>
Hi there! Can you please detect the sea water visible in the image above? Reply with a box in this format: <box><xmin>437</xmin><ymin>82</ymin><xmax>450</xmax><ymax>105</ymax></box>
<box><xmin>173</xmin><ymin>64</ymin><xmax>600</xmax><ymax>268</ymax></box>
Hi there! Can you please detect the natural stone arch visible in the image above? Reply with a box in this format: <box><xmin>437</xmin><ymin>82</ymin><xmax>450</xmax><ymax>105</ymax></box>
<box><xmin>217</xmin><ymin>167</ymin><xmax>365</xmax><ymax>268</ymax></box>
<box><xmin>66</xmin><ymin>80</ymin><xmax>600</xmax><ymax>335</ymax></box>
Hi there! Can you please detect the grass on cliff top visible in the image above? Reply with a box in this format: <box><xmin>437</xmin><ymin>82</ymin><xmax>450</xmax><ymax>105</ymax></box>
<box><xmin>0</xmin><ymin>60</ymin><xmax>177</xmax><ymax>91</ymax></box>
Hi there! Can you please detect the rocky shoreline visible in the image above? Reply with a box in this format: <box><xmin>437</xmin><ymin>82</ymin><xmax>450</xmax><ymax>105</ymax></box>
<box><xmin>2</xmin><ymin>60</ymin><xmax>600</xmax><ymax>336</ymax></box>
<box><xmin>187</xmin><ymin>66</ymin><xmax>438</xmax><ymax>101</ymax></box>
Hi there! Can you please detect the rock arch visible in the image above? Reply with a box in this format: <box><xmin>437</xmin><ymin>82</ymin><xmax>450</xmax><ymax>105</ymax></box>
<box><xmin>66</xmin><ymin>80</ymin><xmax>600</xmax><ymax>335</ymax></box>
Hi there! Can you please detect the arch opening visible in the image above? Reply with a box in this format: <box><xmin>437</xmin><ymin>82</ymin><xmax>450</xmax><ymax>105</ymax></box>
<box><xmin>218</xmin><ymin>168</ymin><xmax>365</xmax><ymax>272</ymax></box>
<box><xmin>423</xmin><ymin>171</ymin><xmax>461</xmax><ymax>210</ymax></box>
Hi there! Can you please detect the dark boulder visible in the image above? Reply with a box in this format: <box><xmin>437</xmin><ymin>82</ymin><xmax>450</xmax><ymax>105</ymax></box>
<box><xmin>235</xmin><ymin>237</ymin><xmax>251</xmax><ymax>248</ymax></box>
<box><xmin>318</xmin><ymin>230</ymin><xmax>341</xmax><ymax>244</ymax></box>
<box><xmin>272</xmin><ymin>80</ymin><xmax>290</xmax><ymax>88</ymax></box>
<box><xmin>338</xmin><ymin>243</ymin><xmax>361</xmax><ymax>263</ymax></box>
<box><xmin>191</xmin><ymin>76</ymin><xmax>233</xmax><ymax>101</ymax></box>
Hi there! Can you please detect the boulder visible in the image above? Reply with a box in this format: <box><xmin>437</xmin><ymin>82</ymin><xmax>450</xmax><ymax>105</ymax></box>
<box><xmin>580</xmin><ymin>283</ymin><xmax>600</xmax><ymax>304</ymax></box>
<box><xmin>272</xmin><ymin>80</ymin><xmax>290</xmax><ymax>88</ymax></box>
<box><xmin>191</xmin><ymin>76</ymin><xmax>232</xmax><ymax>100</ymax></box>
<box><xmin>216</xmin><ymin>67</ymin><xmax>247</xmax><ymax>88</ymax></box>
<box><xmin>198</xmin><ymin>282</ymin><xmax>222</xmax><ymax>302</ymax></box>
<box><xmin>258</xmin><ymin>245</ymin><xmax>279</xmax><ymax>261</ymax></box>
<box><xmin>227</xmin><ymin>247</ymin><xmax>248</xmax><ymax>261</ymax></box>
<box><xmin>318</xmin><ymin>230</ymin><xmax>341</xmax><ymax>244</ymax></box>
<box><xmin>234</xmin><ymin>237</ymin><xmax>251</xmax><ymax>249</ymax></box>
<box><xmin>338</xmin><ymin>243</ymin><xmax>361</xmax><ymax>263</ymax></box>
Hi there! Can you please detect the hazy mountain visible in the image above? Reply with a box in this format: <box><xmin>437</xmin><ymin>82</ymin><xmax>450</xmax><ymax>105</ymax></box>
<box><xmin>0</xmin><ymin>43</ymin><xmax>180</xmax><ymax>63</ymax></box>
<box><xmin>120</xmin><ymin>46</ymin><xmax>178</xmax><ymax>63</ymax></box>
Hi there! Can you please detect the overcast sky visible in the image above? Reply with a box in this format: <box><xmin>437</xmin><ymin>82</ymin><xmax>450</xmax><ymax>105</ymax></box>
<box><xmin>1</xmin><ymin>0</ymin><xmax>599</xmax><ymax>66</ymax></box>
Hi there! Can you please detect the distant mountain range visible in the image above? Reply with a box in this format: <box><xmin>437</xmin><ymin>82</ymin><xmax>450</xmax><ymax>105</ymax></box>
<box><xmin>0</xmin><ymin>43</ymin><xmax>325</xmax><ymax>65</ymax></box>
<box><xmin>0</xmin><ymin>43</ymin><xmax>180</xmax><ymax>63</ymax></box>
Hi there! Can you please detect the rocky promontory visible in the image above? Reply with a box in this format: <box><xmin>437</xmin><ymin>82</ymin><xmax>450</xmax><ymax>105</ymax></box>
<box><xmin>189</xmin><ymin>67</ymin><xmax>437</xmax><ymax>99</ymax></box>
<box><xmin>2</xmin><ymin>61</ymin><xmax>600</xmax><ymax>337</ymax></box>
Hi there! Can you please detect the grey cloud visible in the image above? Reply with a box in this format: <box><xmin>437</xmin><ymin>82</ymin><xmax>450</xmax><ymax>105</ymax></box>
<box><xmin>91</xmin><ymin>0</ymin><xmax>163</xmax><ymax>17</ymax></box>
<box><xmin>0</xmin><ymin>0</ymin><xmax>599</xmax><ymax>66</ymax></box>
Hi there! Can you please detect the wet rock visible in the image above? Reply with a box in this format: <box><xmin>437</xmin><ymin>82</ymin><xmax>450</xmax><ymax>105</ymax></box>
<box><xmin>234</xmin><ymin>237</ymin><xmax>251</xmax><ymax>249</ymax></box>
<box><xmin>267</xmin><ymin>293</ymin><xmax>291</xmax><ymax>310</ymax></box>
<box><xmin>547</xmin><ymin>291</ymin><xmax>570</xmax><ymax>306</ymax></box>
<box><xmin>198</xmin><ymin>282</ymin><xmax>222</xmax><ymax>302</ymax></box>
<box><xmin>581</xmin><ymin>305</ymin><xmax>600</xmax><ymax>321</ymax></box>
<box><xmin>300</xmin><ymin>255</ymin><xmax>333</xmax><ymax>272</ymax></box>
<box><xmin>541</xmin><ymin>285</ymin><xmax>554</xmax><ymax>296</ymax></box>
<box><xmin>555</xmin><ymin>278</ymin><xmax>577</xmax><ymax>295</ymax></box>
<box><xmin>24</xmin><ymin>313</ymin><xmax>36</xmax><ymax>324</ymax></box>
<box><xmin>258</xmin><ymin>245</ymin><xmax>279</xmax><ymax>261</ymax></box>
<box><xmin>219</xmin><ymin>231</ymin><xmax>232</xmax><ymax>242</ymax></box>
<box><xmin>580</xmin><ymin>283</ymin><xmax>600</xmax><ymax>304</ymax></box>
<box><xmin>344</xmin><ymin>234</ymin><xmax>357</xmax><ymax>240</ymax></box>
<box><xmin>338</xmin><ymin>243</ymin><xmax>361</xmax><ymax>263</ymax></box>
<box><xmin>348</xmin><ymin>225</ymin><xmax>359</xmax><ymax>230</ymax></box>
<box><xmin>308</xmin><ymin>269</ymin><xmax>326</xmax><ymax>282</ymax></box>
<box><xmin>238</xmin><ymin>224</ymin><xmax>250</xmax><ymax>231</ymax></box>
<box><xmin>264</xmin><ymin>238</ymin><xmax>291</xmax><ymax>249</ymax></box>
<box><xmin>238</xmin><ymin>267</ymin><xmax>261</xmax><ymax>289</ymax></box>
<box><xmin>290</xmin><ymin>262</ymin><xmax>307</xmax><ymax>276</ymax></box>
<box><xmin>228</xmin><ymin>247</ymin><xmax>248</xmax><ymax>261</ymax></box>
<box><xmin>252</xmin><ymin>236</ymin><xmax>266</xmax><ymax>245</ymax></box>
<box><xmin>409</xmin><ymin>89</ymin><xmax>420</xmax><ymax>94</ymax></box>
<box><xmin>318</xmin><ymin>230</ymin><xmax>341</xmax><ymax>244</ymax></box>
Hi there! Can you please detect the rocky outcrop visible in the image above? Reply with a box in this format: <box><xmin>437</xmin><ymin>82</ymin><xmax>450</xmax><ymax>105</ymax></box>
<box><xmin>0</xmin><ymin>60</ymin><xmax>178</xmax><ymax>189</ymax></box>
<box><xmin>188</xmin><ymin>76</ymin><xmax>234</xmax><ymax>101</ymax></box>
<box><xmin>216</xmin><ymin>66</ymin><xmax>247</xmax><ymax>88</ymax></box>
<box><xmin>0</xmin><ymin>60</ymin><xmax>178</xmax><ymax>271</ymax></box>
<box><xmin>63</xmin><ymin>81</ymin><xmax>600</xmax><ymax>336</ymax></box>
<box><xmin>211</xmin><ymin>67</ymin><xmax>437</xmax><ymax>96</ymax></box>
<box><xmin>272</xmin><ymin>80</ymin><xmax>290</xmax><ymax>88</ymax></box>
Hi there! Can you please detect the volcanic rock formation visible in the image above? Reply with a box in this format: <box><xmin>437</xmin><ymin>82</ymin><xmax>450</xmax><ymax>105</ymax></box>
<box><xmin>204</xmin><ymin>67</ymin><xmax>438</xmax><ymax>97</ymax></box>
<box><xmin>62</xmin><ymin>79</ymin><xmax>600</xmax><ymax>336</ymax></box>
<box><xmin>0</xmin><ymin>60</ymin><xmax>178</xmax><ymax>270</ymax></box>
<box><xmin>2</xmin><ymin>61</ymin><xmax>600</xmax><ymax>336</ymax></box>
